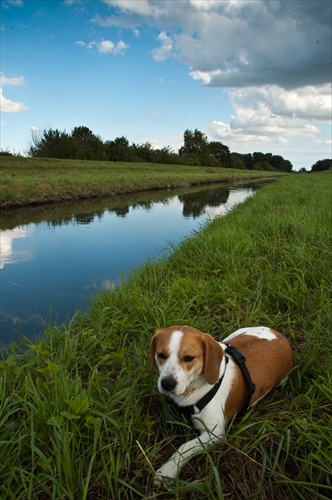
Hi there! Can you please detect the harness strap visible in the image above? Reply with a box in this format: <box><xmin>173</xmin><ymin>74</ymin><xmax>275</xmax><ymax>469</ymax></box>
<box><xmin>167</xmin><ymin>356</ymin><xmax>228</xmax><ymax>419</ymax></box>
<box><xmin>224</xmin><ymin>344</ymin><xmax>256</xmax><ymax>417</ymax></box>
<box><xmin>166</xmin><ymin>344</ymin><xmax>255</xmax><ymax>420</ymax></box>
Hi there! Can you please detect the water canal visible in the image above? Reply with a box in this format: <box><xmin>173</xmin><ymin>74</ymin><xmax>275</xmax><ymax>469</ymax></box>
<box><xmin>0</xmin><ymin>182</ymin><xmax>265</xmax><ymax>349</ymax></box>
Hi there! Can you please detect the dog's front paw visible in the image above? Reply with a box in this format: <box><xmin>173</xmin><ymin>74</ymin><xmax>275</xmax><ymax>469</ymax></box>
<box><xmin>153</xmin><ymin>473</ymin><xmax>166</xmax><ymax>488</ymax></box>
<box><xmin>153</xmin><ymin>464</ymin><xmax>177</xmax><ymax>487</ymax></box>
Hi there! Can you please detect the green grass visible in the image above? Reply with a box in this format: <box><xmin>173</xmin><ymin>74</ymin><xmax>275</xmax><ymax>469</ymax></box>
<box><xmin>1</xmin><ymin>171</ymin><xmax>331</xmax><ymax>499</ymax></box>
<box><xmin>0</xmin><ymin>156</ymin><xmax>285</xmax><ymax>208</ymax></box>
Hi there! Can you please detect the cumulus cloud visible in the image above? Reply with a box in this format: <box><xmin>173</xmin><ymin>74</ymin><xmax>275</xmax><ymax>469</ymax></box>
<box><xmin>0</xmin><ymin>89</ymin><xmax>28</xmax><ymax>112</ymax></box>
<box><xmin>98</xmin><ymin>39</ymin><xmax>128</xmax><ymax>54</ymax></box>
<box><xmin>230</xmin><ymin>84</ymin><xmax>332</xmax><ymax>122</ymax></box>
<box><xmin>2</xmin><ymin>0</ymin><xmax>23</xmax><ymax>8</ymax></box>
<box><xmin>206</xmin><ymin>83</ymin><xmax>330</xmax><ymax>146</ymax></box>
<box><xmin>76</xmin><ymin>39</ymin><xmax>129</xmax><ymax>55</ymax></box>
<box><xmin>152</xmin><ymin>31</ymin><xmax>173</xmax><ymax>61</ymax></box>
<box><xmin>0</xmin><ymin>73</ymin><xmax>28</xmax><ymax>112</ymax></box>
<box><xmin>105</xmin><ymin>0</ymin><xmax>153</xmax><ymax>16</ymax></box>
<box><xmin>204</xmin><ymin>83</ymin><xmax>331</xmax><ymax>168</ymax></box>
<box><xmin>0</xmin><ymin>74</ymin><xmax>24</xmax><ymax>86</ymax></box>
<box><xmin>190</xmin><ymin>69</ymin><xmax>221</xmax><ymax>85</ymax></box>
<box><xmin>96</xmin><ymin>0</ymin><xmax>331</xmax><ymax>167</ymax></box>
<box><xmin>205</xmin><ymin>113</ymin><xmax>327</xmax><ymax>170</ymax></box>
<box><xmin>100</xmin><ymin>0</ymin><xmax>331</xmax><ymax>90</ymax></box>
<box><xmin>205</xmin><ymin>97</ymin><xmax>328</xmax><ymax>167</ymax></box>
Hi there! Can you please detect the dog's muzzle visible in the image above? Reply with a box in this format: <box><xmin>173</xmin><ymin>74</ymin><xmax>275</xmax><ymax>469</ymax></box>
<box><xmin>160</xmin><ymin>376</ymin><xmax>177</xmax><ymax>393</ymax></box>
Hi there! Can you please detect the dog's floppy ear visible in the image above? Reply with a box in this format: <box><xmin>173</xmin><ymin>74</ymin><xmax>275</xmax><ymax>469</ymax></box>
<box><xmin>202</xmin><ymin>333</ymin><xmax>224</xmax><ymax>385</ymax></box>
<box><xmin>148</xmin><ymin>331</ymin><xmax>159</xmax><ymax>373</ymax></box>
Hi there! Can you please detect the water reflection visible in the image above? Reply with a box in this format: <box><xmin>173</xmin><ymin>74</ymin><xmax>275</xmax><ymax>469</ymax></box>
<box><xmin>0</xmin><ymin>227</ymin><xmax>34</xmax><ymax>269</ymax></box>
<box><xmin>179</xmin><ymin>187</ymin><xmax>229</xmax><ymax>218</ymax></box>
<box><xmin>0</xmin><ymin>182</ymin><xmax>264</xmax><ymax>349</ymax></box>
<box><xmin>1</xmin><ymin>185</ymin><xmax>230</xmax><ymax>232</ymax></box>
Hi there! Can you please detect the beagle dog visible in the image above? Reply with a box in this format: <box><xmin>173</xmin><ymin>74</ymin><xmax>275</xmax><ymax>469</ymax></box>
<box><xmin>148</xmin><ymin>325</ymin><xmax>293</xmax><ymax>484</ymax></box>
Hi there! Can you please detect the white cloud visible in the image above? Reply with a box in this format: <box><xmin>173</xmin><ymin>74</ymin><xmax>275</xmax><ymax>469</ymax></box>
<box><xmin>0</xmin><ymin>88</ymin><xmax>28</xmax><ymax>113</ymax></box>
<box><xmin>205</xmin><ymin>87</ymin><xmax>330</xmax><ymax>168</ymax></box>
<box><xmin>190</xmin><ymin>69</ymin><xmax>221</xmax><ymax>85</ymax></box>
<box><xmin>2</xmin><ymin>0</ymin><xmax>23</xmax><ymax>8</ymax></box>
<box><xmin>0</xmin><ymin>74</ymin><xmax>24</xmax><ymax>86</ymax></box>
<box><xmin>230</xmin><ymin>84</ymin><xmax>332</xmax><ymax>122</ymax></box>
<box><xmin>76</xmin><ymin>39</ymin><xmax>129</xmax><ymax>55</ymax></box>
<box><xmin>96</xmin><ymin>1</ymin><xmax>331</xmax><ymax>168</ymax></box>
<box><xmin>98</xmin><ymin>39</ymin><xmax>126</xmax><ymax>54</ymax></box>
<box><xmin>206</xmin><ymin>85</ymin><xmax>329</xmax><ymax>146</ymax></box>
<box><xmin>152</xmin><ymin>31</ymin><xmax>173</xmax><ymax>61</ymax></box>
<box><xmin>203</xmin><ymin>83</ymin><xmax>331</xmax><ymax>168</ymax></box>
<box><xmin>245</xmin><ymin>84</ymin><xmax>332</xmax><ymax>121</ymax></box>
<box><xmin>223</xmin><ymin>84</ymin><xmax>332</xmax><ymax>148</ymax></box>
<box><xmin>104</xmin><ymin>0</ymin><xmax>152</xmax><ymax>16</ymax></box>
<box><xmin>100</xmin><ymin>0</ymin><xmax>331</xmax><ymax>90</ymax></box>
<box><xmin>206</xmin><ymin>115</ymin><xmax>329</xmax><ymax>170</ymax></box>
<box><xmin>0</xmin><ymin>73</ymin><xmax>28</xmax><ymax>112</ymax></box>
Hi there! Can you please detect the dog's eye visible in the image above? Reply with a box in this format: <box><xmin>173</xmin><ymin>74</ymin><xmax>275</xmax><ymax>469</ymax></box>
<box><xmin>183</xmin><ymin>355</ymin><xmax>195</xmax><ymax>363</ymax></box>
<box><xmin>157</xmin><ymin>352</ymin><xmax>167</xmax><ymax>360</ymax></box>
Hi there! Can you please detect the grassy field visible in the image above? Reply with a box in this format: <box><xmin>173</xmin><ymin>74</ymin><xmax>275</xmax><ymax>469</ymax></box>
<box><xmin>0</xmin><ymin>156</ymin><xmax>284</xmax><ymax>208</ymax></box>
<box><xmin>1</xmin><ymin>171</ymin><xmax>331</xmax><ymax>499</ymax></box>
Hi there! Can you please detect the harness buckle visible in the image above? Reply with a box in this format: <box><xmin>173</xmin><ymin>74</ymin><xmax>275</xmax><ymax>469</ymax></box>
<box><xmin>226</xmin><ymin>344</ymin><xmax>246</xmax><ymax>364</ymax></box>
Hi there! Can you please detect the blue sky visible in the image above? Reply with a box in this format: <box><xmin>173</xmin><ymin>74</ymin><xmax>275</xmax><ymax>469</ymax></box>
<box><xmin>1</xmin><ymin>0</ymin><xmax>331</xmax><ymax>170</ymax></box>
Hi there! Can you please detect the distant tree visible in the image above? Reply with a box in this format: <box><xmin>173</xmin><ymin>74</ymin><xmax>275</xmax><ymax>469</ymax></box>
<box><xmin>28</xmin><ymin>128</ymin><xmax>72</xmax><ymax>158</ymax></box>
<box><xmin>71</xmin><ymin>126</ymin><xmax>106</xmax><ymax>160</ymax></box>
<box><xmin>27</xmin><ymin>126</ymin><xmax>107</xmax><ymax>160</ymax></box>
<box><xmin>0</xmin><ymin>149</ymin><xmax>14</xmax><ymax>156</ymax></box>
<box><xmin>298</xmin><ymin>167</ymin><xmax>308</xmax><ymax>173</ymax></box>
<box><xmin>209</xmin><ymin>141</ymin><xmax>230</xmax><ymax>166</ymax></box>
<box><xmin>252</xmin><ymin>161</ymin><xmax>276</xmax><ymax>171</ymax></box>
<box><xmin>230</xmin><ymin>155</ymin><xmax>247</xmax><ymax>169</ymax></box>
<box><xmin>25</xmin><ymin>123</ymin><xmax>295</xmax><ymax>170</ymax></box>
<box><xmin>269</xmin><ymin>154</ymin><xmax>282</xmax><ymax>170</ymax></box>
<box><xmin>311</xmin><ymin>158</ymin><xmax>332</xmax><ymax>172</ymax></box>
<box><xmin>252</xmin><ymin>152</ymin><xmax>292</xmax><ymax>172</ymax></box>
<box><xmin>179</xmin><ymin>129</ymin><xmax>210</xmax><ymax>156</ymax></box>
<box><xmin>106</xmin><ymin>136</ymin><xmax>131</xmax><ymax>162</ymax></box>
<box><xmin>151</xmin><ymin>145</ymin><xmax>177</xmax><ymax>164</ymax></box>
<box><xmin>179</xmin><ymin>129</ymin><xmax>225</xmax><ymax>166</ymax></box>
<box><xmin>270</xmin><ymin>154</ymin><xmax>292</xmax><ymax>172</ymax></box>
<box><xmin>252</xmin><ymin>152</ymin><xmax>267</xmax><ymax>165</ymax></box>
<box><xmin>283</xmin><ymin>159</ymin><xmax>293</xmax><ymax>172</ymax></box>
<box><xmin>130</xmin><ymin>142</ymin><xmax>155</xmax><ymax>162</ymax></box>
<box><xmin>230</xmin><ymin>153</ymin><xmax>251</xmax><ymax>169</ymax></box>
<box><xmin>241</xmin><ymin>153</ymin><xmax>254</xmax><ymax>169</ymax></box>
<box><xmin>72</xmin><ymin>126</ymin><xmax>94</xmax><ymax>145</ymax></box>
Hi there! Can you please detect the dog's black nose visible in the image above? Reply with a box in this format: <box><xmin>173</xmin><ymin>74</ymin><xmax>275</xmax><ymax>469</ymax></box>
<box><xmin>161</xmin><ymin>376</ymin><xmax>177</xmax><ymax>392</ymax></box>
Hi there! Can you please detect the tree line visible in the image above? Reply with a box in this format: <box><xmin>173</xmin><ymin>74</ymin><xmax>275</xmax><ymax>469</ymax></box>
<box><xmin>1</xmin><ymin>125</ymin><xmax>327</xmax><ymax>172</ymax></box>
<box><xmin>26</xmin><ymin>126</ymin><xmax>296</xmax><ymax>172</ymax></box>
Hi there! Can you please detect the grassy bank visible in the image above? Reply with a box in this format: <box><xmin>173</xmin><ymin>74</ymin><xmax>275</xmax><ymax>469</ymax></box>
<box><xmin>0</xmin><ymin>156</ymin><xmax>284</xmax><ymax>208</ymax></box>
<box><xmin>1</xmin><ymin>172</ymin><xmax>331</xmax><ymax>499</ymax></box>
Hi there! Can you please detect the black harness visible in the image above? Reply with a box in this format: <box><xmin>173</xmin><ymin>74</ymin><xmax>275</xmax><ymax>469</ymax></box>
<box><xmin>166</xmin><ymin>344</ymin><xmax>256</xmax><ymax>420</ymax></box>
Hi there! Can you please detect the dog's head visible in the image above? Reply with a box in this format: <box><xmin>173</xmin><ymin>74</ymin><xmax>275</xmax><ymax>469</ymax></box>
<box><xmin>148</xmin><ymin>325</ymin><xmax>224</xmax><ymax>395</ymax></box>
